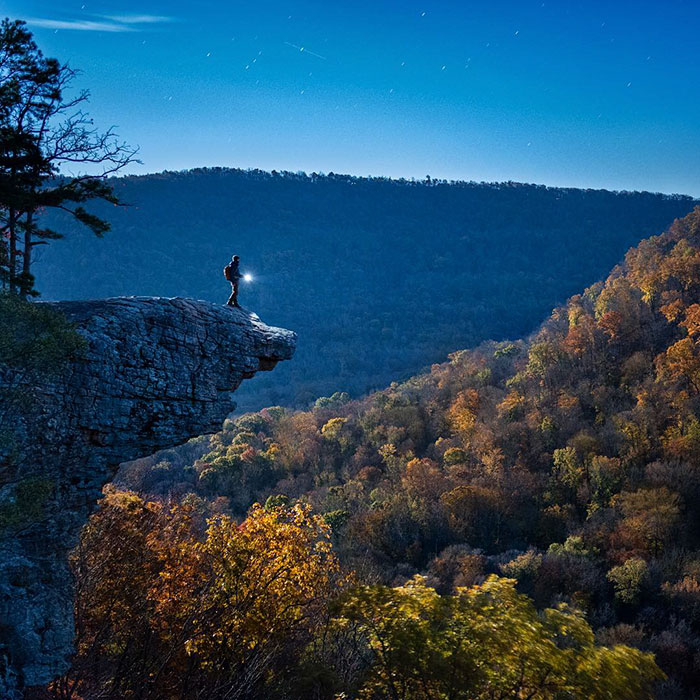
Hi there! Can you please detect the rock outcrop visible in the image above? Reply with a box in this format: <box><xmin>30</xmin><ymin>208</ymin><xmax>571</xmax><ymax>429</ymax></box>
<box><xmin>0</xmin><ymin>297</ymin><xmax>296</xmax><ymax>696</ymax></box>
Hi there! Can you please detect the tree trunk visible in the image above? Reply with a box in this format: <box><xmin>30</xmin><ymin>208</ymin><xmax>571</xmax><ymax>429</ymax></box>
<box><xmin>8</xmin><ymin>206</ymin><xmax>17</xmax><ymax>294</ymax></box>
<box><xmin>22</xmin><ymin>210</ymin><xmax>33</xmax><ymax>298</ymax></box>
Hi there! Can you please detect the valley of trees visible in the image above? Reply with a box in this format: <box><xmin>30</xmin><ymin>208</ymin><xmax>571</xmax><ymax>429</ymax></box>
<box><xmin>43</xmin><ymin>490</ymin><xmax>662</xmax><ymax>699</ymax></box>
<box><xmin>4</xmin><ymin>15</ymin><xmax>700</xmax><ymax>700</ymax></box>
<box><xmin>35</xmin><ymin>167</ymin><xmax>696</xmax><ymax>411</ymax></box>
<box><xmin>50</xmin><ymin>206</ymin><xmax>700</xmax><ymax>697</ymax></box>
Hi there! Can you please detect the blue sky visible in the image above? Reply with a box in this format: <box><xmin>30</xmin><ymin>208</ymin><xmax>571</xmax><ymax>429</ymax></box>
<box><xmin>5</xmin><ymin>0</ymin><xmax>700</xmax><ymax>195</ymax></box>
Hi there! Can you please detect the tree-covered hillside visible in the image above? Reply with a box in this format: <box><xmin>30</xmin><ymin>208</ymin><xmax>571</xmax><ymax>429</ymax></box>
<box><xmin>111</xmin><ymin>206</ymin><xmax>700</xmax><ymax>696</ymax></box>
<box><xmin>35</xmin><ymin>168</ymin><xmax>696</xmax><ymax>410</ymax></box>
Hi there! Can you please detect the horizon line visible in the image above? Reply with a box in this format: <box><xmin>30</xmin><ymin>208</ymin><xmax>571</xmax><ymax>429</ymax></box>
<box><xmin>98</xmin><ymin>164</ymin><xmax>699</xmax><ymax>200</ymax></box>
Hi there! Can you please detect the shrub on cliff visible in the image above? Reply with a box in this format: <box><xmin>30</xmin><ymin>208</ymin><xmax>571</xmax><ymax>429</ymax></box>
<box><xmin>0</xmin><ymin>292</ymin><xmax>84</xmax><ymax>373</ymax></box>
<box><xmin>0</xmin><ymin>293</ymin><xmax>85</xmax><ymax>467</ymax></box>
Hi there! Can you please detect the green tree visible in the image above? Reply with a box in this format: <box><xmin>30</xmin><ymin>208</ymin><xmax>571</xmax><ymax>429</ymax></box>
<box><xmin>335</xmin><ymin>575</ymin><xmax>663</xmax><ymax>699</ymax></box>
<box><xmin>607</xmin><ymin>558</ymin><xmax>648</xmax><ymax>605</ymax></box>
<box><xmin>0</xmin><ymin>18</ymin><xmax>137</xmax><ymax>296</ymax></box>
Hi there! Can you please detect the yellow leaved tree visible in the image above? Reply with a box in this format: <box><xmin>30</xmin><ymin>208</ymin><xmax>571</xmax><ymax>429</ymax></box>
<box><xmin>53</xmin><ymin>493</ymin><xmax>341</xmax><ymax>699</ymax></box>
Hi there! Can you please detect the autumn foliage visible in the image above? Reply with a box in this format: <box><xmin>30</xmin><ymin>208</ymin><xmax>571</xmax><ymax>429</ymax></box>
<box><xmin>52</xmin><ymin>492</ymin><xmax>340</xmax><ymax>699</ymax></box>
<box><xmin>55</xmin><ymin>207</ymin><xmax>700</xmax><ymax>697</ymax></box>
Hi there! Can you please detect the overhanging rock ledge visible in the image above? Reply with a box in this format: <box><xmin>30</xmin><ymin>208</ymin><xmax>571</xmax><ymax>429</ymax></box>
<box><xmin>0</xmin><ymin>296</ymin><xmax>296</xmax><ymax>695</ymax></box>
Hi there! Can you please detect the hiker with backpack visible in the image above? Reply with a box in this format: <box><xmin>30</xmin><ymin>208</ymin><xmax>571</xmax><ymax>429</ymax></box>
<box><xmin>224</xmin><ymin>255</ymin><xmax>242</xmax><ymax>307</ymax></box>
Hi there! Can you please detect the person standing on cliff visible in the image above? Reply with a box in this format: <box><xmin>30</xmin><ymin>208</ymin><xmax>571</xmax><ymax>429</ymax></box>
<box><xmin>224</xmin><ymin>255</ymin><xmax>242</xmax><ymax>307</ymax></box>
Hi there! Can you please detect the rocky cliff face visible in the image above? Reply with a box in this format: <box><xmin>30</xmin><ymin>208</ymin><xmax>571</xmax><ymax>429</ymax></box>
<box><xmin>0</xmin><ymin>297</ymin><xmax>296</xmax><ymax>696</ymax></box>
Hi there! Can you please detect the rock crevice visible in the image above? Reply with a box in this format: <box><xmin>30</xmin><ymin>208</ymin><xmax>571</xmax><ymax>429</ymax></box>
<box><xmin>0</xmin><ymin>297</ymin><xmax>296</xmax><ymax>695</ymax></box>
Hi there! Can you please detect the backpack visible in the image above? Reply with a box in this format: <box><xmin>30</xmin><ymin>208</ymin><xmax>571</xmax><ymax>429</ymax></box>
<box><xmin>224</xmin><ymin>264</ymin><xmax>233</xmax><ymax>281</ymax></box>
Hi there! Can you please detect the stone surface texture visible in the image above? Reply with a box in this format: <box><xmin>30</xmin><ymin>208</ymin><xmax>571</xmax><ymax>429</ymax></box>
<box><xmin>0</xmin><ymin>297</ymin><xmax>296</xmax><ymax>696</ymax></box>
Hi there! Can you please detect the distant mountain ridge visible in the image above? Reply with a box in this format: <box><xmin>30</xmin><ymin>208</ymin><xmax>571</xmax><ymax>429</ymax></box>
<box><xmin>35</xmin><ymin>167</ymin><xmax>697</xmax><ymax>410</ymax></box>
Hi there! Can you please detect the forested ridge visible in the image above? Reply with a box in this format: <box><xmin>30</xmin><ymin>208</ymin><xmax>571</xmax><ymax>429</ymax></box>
<box><xmin>47</xmin><ymin>206</ymin><xmax>700</xmax><ymax>698</ymax></box>
<box><xmin>35</xmin><ymin>167</ymin><xmax>696</xmax><ymax>411</ymax></box>
<box><xmin>6</xmin><ymin>13</ymin><xmax>700</xmax><ymax>700</ymax></box>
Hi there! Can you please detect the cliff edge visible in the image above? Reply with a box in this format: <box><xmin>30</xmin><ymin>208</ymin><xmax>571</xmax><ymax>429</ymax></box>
<box><xmin>0</xmin><ymin>297</ymin><xmax>296</xmax><ymax>695</ymax></box>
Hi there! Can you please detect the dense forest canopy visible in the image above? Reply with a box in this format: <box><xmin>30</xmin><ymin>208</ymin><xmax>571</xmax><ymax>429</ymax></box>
<box><xmin>100</xmin><ymin>206</ymin><xmax>700</xmax><ymax>697</ymax></box>
<box><xmin>35</xmin><ymin>167</ymin><xmax>696</xmax><ymax>411</ymax></box>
